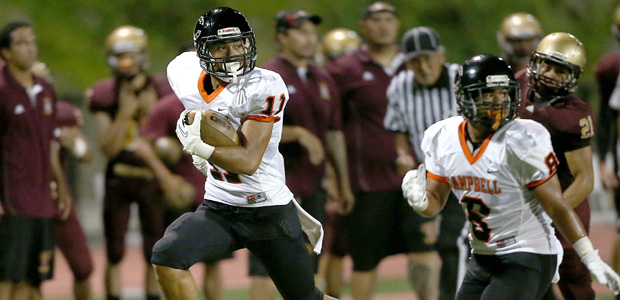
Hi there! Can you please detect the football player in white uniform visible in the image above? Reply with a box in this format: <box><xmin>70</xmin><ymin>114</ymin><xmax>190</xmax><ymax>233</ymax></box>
<box><xmin>402</xmin><ymin>55</ymin><xmax>620</xmax><ymax>299</ymax></box>
<box><xmin>150</xmin><ymin>7</ymin><xmax>336</xmax><ymax>300</ymax></box>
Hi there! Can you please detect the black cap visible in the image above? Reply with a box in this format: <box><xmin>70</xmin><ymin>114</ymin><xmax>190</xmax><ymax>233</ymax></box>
<box><xmin>362</xmin><ymin>2</ymin><xmax>397</xmax><ymax>19</ymax></box>
<box><xmin>275</xmin><ymin>10</ymin><xmax>322</xmax><ymax>33</ymax></box>
<box><xmin>402</xmin><ymin>27</ymin><xmax>443</xmax><ymax>59</ymax></box>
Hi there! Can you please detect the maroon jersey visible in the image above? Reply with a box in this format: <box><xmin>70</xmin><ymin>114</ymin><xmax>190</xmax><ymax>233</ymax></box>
<box><xmin>516</xmin><ymin>69</ymin><xmax>594</xmax><ymax>225</ymax></box>
<box><xmin>87</xmin><ymin>75</ymin><xmax>172</xmax><ymax>173</ymax></box>
<box><xmin>0</xmin><ymin>65</ymin><xmax>58</xmax><ymax>218</ymax></box>
<box><xmin>262</xmin><ymin>55</ymin><xmax>341</xmax><ymax>198</ymax></box>
<box><xmin>56</xmin><ymin>101</ymin><xmax>79</xmax><ymax>127</ymax></box>
<box><xmin>595</xmin><ymin>53</ymin><xmax>620</xmax><ymax>160</ymax></box>
<box><xmin>327</xmin><ymin>48</ymin><xmax>406</xmax><ymax>192</ymax></box>
<box><xmin>140</xmin><ymin>93</ymin><xmax>205</xmax><ymax>205</ymax></box>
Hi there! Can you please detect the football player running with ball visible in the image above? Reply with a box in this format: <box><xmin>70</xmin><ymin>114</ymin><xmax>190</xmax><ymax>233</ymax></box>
<box><xmin>402</xmin><ymin>55</ymin><xmax>620</xmax><ymax>300</ymax></box>
<box><xmin>150</xmin><ymin>7</ymin><xmax>337</xmax><ymax>300</ymax></box>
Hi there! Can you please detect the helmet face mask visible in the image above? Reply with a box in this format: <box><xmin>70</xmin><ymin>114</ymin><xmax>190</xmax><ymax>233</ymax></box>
<box><xmin>456</xmin><ymin>55</ymin><xmax>520</xmax><ymax>131</ymax></box>
<box><xmin>527</xmin><ymin>32</ymin><xmax>585</xmax><ymax>102</ymax></box>
<box><xmin>528</xmin><ymin>54</ymin><xmax>579</xmax><ymax>99</ymax></box>
<box><xmin>194</xmin><ymin>8</ymin><xmax>257</xmax><ymax>83</ymax></box>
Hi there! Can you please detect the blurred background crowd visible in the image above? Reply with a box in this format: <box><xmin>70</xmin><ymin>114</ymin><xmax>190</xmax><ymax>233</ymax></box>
<box><xmin>3</xmin><ymin>0</ymin><xmax>620</xmax><ymax>299</ymax></box>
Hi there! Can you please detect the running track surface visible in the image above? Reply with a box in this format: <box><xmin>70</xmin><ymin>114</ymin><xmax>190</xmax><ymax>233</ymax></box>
<box><xmin>42</xmin><ymin>223</ymin><xmax>618</xmax><ymax>299</ymax></box>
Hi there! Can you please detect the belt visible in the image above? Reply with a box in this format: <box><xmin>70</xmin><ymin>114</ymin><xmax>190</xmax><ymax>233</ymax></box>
<box><xmin>112</xmin><ymin>163</ymin><xmax>154</xmax><ymax>179</ymax></box>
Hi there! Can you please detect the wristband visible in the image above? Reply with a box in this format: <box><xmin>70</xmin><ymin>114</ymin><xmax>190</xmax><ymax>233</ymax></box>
<box><xmin>194</xmin><ymin>142</ymin><xmax>215</xmax><ymax>160</ymax></box>
<box><xmin>573</xmin><ymin>236</ymin><xmax>595</xmax><ymax>258</ymax></box>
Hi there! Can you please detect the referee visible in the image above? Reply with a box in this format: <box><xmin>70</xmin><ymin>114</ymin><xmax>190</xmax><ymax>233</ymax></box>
<box><xmin>384</xmin><ymin>26</ymin><xmax>469</xmax><ymax>300</ymax></box>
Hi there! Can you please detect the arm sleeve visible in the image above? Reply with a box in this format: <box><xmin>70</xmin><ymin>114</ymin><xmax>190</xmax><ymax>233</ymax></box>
<box><xmin>554</xmin><ymin>102</ymin><xmax>595</xmax><ymax>152</ymax></box>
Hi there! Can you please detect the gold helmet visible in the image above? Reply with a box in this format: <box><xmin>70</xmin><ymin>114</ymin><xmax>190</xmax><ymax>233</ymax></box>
<box><xmin>497</xmin><ymin>13</ymin><xmax>542</xmax><ymax>56</ymax></box>
<box><xmin>105</xmin><ymin>25</ymin><xmax>149</xmax><ymax>74</ymax></box>
<box><xmin>612</xmin><ymin>4</ymin><xmax>620</xmax><ymax>39</ymax></box>
<box><xmin>322</xmin><ymin>28</ymin><xmax>361</xmax><ymax>60</ymax></box>
<box><xmin>528</xmin><ymin>32</ymin><xmax>585</xmax><ymax>101</ymax></box>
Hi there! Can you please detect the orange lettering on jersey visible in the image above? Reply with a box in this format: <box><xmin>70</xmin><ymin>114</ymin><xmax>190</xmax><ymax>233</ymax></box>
<box><xmin>458</xmin><ymin>176</ymin><xmax>467</xmax><ymax>190</ymax></box>
<box><xmin>493</xmin><ymin>181</ymin><xmax>502</xmax><ymax>194</ymax></box>
<box><xmin>480</xmin><ymin>179</ymin><xmax>488</xmax><ymax>194</ymax></box>
<box><xmin>450</xmin><ymin>177</ymin><xmax>460</xmax><ymax>190</ymax></box>
<box><xmin>467</xmin><ymin>176</ymin><xmax>474</xmax><ymax>191</ymax></box>
<box><xmin>449</xmin><ymin>176</ymin><xmax>500</xmax><ymax>195</ymax></box>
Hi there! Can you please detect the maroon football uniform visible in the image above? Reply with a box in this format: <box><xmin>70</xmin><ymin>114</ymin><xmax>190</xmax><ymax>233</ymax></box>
<box><xmin>517</xmin><ymin>69</ymin><xmax>595</xmax><ymax>300</ymax></box>
<box><xmin>517</xmin><ymin>69</ymin><xmax>595</xmax><ymax>206</ymax></box>
<box><xmin>87</xmin><ymin>74</ymin><xmax>171</xmax><ymax>263</ymax></box>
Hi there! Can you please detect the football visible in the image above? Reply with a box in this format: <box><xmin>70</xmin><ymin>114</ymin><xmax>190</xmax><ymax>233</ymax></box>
<box><xmin>186</xmin><ymin>110</ymin><xmax>239</xmax><ymax>147</ymax></box>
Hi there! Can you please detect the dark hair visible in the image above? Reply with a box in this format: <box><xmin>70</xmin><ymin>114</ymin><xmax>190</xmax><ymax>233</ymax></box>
<box><xmin>0</xmin><ymin>21</ymin><xmax>31</xmax><ymax>59</ymax></box>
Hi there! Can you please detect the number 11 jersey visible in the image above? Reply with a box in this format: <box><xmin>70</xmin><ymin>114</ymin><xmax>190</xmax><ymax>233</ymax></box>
<box><xmin>167</xmin><ymin>52</ymin><xmax>293</xmax><ymax>207</ymax></box>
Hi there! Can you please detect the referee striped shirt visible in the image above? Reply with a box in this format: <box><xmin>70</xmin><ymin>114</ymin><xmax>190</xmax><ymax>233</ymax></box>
<box><xmin>384</xmin><ymin>63</ymin><xmax>460</xmax><ymax>161</ymax></box>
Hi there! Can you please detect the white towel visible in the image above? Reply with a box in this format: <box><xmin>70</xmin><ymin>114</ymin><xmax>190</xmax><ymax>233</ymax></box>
<box><xmin>292</xmin><ymin>199</ymin><xmax>324</xmax><ymax>254</ymax></box>
<box><xmin>552</xmin><ymin>238</ymin><xmax>564</xmax><ymax>283</ymax></box>
<box><xmin>608</xmin><ymin>67</ymin><xmax>620</xmax><ymax>110</ymax></box>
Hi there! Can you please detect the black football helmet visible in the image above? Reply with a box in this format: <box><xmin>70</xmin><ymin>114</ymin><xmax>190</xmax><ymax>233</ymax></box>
<box><xmin>455</xmin><ymin>55</ymin><xmax>520</xmax><ymax>131</ymax></box>
<box><xmin>193</xmin><ymin>7</ymin><xmax>257</xmax><ymax>83</ymax></box>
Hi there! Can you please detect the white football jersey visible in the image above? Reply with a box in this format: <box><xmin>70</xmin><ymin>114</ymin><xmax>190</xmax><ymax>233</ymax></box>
<box><xmin>167</xmin><ymin>52</ymin><xmax>293</xmax><ymax>207</ymax></box>
<box><xmin>422</xmin><ymin>116</ymin><xmax>562</xmax><ymax>256</ymax></box>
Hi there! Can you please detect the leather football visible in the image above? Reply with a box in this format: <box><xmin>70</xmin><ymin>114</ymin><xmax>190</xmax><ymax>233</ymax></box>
<box><xmin>186</xmin><ymin>110</ymin><xmax>239</xmax><ymax>146</ymax></box>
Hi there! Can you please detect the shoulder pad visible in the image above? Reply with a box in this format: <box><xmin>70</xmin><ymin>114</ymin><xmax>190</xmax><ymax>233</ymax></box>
<box><xmin>503</xmin><ymin>119</ymin><xmax>551</xmax><ymax>159</ymax></box>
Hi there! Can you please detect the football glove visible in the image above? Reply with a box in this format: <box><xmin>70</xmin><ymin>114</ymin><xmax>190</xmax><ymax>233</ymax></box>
<box><xmin>581</xmin><ymin>250</ymin><xmax>620</xmax><ymax>294</ymax></box>
<box><xmin>402</xmin><ymin>164</ymin><xmax>428</xmax><ymax>212</ymax></box>
<box><xmin>575</xmin><ymin>237</ymin><xmax>620</xmax><ymax>295</ymax></box>
<box><xmin>175</xmin><ymin>110</ymin><xmax>214</xmax><ymax>159</ymax></box>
